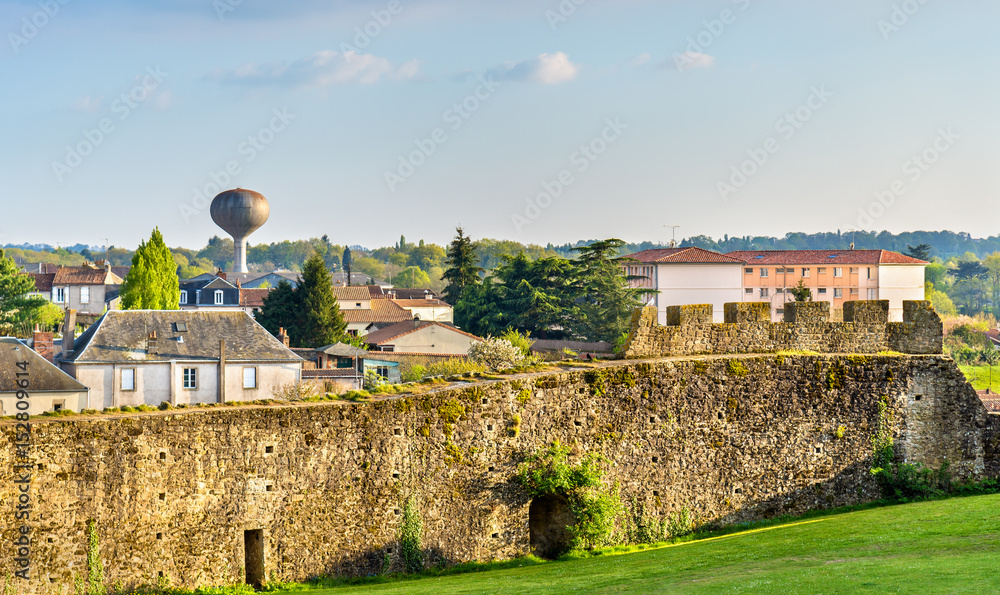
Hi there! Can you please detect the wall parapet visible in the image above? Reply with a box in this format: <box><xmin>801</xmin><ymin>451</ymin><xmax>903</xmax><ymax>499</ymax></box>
<box><xmin>623</xmin><ymin>300</ymin><xmax>943</xmax><ymax>358</ymax></box>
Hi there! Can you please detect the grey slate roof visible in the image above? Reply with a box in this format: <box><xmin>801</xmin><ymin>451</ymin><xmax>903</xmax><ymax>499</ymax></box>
<box><xmin>61</xmin><ymin>310</ymin><xmax>303</xmax><ymax>364</ymax></box>
<box><xmin>0</xmin><ymin>338</ymin><xmax>88</xmax><ymax>393</ymax></box>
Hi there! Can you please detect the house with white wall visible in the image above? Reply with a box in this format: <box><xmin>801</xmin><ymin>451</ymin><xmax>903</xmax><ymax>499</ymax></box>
<box><xmin>0</xmin><ymin>336</ymin><xmax>89</xmax><ymax>415</ymax></box>
<box><xmin>624</xmin><ymin>247</ymin><xmax>745</xmax><ymax>323</ymax></box>
<box><xmin>57</xmin><ymin>310</ymin><xmax>302</xmax><ymax>409</ymax></box>
<box><xmin>726</xmin><ymin>249</ymin><xmax>927</xmax><ymax>321</ymax></box>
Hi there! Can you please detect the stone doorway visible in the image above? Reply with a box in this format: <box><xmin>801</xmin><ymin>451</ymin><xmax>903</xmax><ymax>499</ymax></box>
<box><xmin>528</xmin><ymin>495</ymin><xmax>575</xmax><ymax>559</ymax></box>
<box><xmin>244</xmin><ymin>529</ymin><xmax>264</xmax><ymax>588</ymax></box>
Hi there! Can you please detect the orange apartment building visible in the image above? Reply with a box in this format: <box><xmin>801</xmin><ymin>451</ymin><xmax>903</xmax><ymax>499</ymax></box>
<box><xmin>623</xmin><ymin>248</ymin><xmax>928</xmax><ymax>323</ymax></box>
<box><xmin>725</xmin><ymin>249</ymin><xmax>928</xmax><ymax>321</ymax></box>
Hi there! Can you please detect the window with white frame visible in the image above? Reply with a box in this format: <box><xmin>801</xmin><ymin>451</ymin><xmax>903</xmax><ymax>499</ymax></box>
<box><xmin>760</xmin><ymin>268</ymin><xmax>769</xmax><ymax>277</ymax></box>
<box><xmin>867</xmin><ymin>288</ymin><xmax>877</xmax><ymax>300</ymax></box>
<box><xmin>54</xmin><ymin>287</ymin><xmax>66</xmax><ymax>303</ymax></box>
<box><xmin>818</xmin><ymin>288</ymin><xmax>828</xmax><ymax>295</ymax></box>
<box><xmin>121</xmin><ymin>368</ymin><xmax>136</xmax><ymax>391</ymax></box>
<box><xmin>834</xmin><ymin>288</ymin><xmax>843</xmax><ymax>298</ymax></box>
<box><xmin>760</xmin><ymin>288</ymin><xmax>770</xmax><ymax>297</ymax></box>
<box><xmin>802</xmin><ymin>268</ymin><xmax>810</xmax><ymax>277</ymax></box>
<box><xmin>850</xmin><ymin>288</ymin><xmax>859</xmax><ymax>295</ymax></box>
<box><xmin>745</xmin><ymin>288</ymin><xmax>753</xmax><ymax>294</ymax></box>
<box><xmin>80</xmin><ymin>287</ymin><xmax>90</xmax><ymax>304</ymax></box>
<box><xmin>183</xmin><ymin>368</ymin><xmax>197</xmax><ymax>389</ymax></box>
<box><xmin>833</xmin><ymin>268</ymin><xmax>843</xmax><ymax>278</ymax></box>
<box><xmin>745</xmin><ymin>268</ymin><xmax>754</xmax><ymax>274</ymax></box>
<box><xmin>214</xmin><ymin>290</ymin><xmax>223</xmax><ymax>305</ymax></box>
<box><xmin>817</xmin><ymin>267</ymin><xmax>827</xmax><ymax>274</ymax></box>
<box><xmin>243</xmin><ymin>367</ymin><xmax>257</xmax><ymax>389</ymax></box>
<box><xmin>180</xmin><ymin>290</ymin><xmax>188</xmax><ymax>304</ymax></box>
<box><xmin>867</xmin><ymin>267</ymin><xmax>872</xmax><ymax>279</ymax></box>
<box><xmin>849</xmin><ymin>267</ymin><xmax>858</xmax><ymax>274</ymax></box>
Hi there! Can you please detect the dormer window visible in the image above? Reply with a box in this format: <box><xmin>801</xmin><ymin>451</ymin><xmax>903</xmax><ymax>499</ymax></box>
<box><xmin>179</xmin><ymin>290</ymin><xmax>188</xmax><ymax>304</ymax></box>
<box><xmin>214</xmin><ymin>290</ymin><xmax>224</xmax><ymax>305</ymax></box>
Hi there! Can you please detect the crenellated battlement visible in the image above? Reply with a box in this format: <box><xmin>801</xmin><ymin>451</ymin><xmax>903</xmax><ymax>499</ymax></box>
<box><xmin>623</xmin><ymin>300</ymin><xmax>942</xmax><ymax>358</ymax></box>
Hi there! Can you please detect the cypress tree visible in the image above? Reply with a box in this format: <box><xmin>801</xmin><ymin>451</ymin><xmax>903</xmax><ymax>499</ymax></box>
<box><xmin>121</xmin><ymin>228</ymin><xmax>180</xmax><ymax>310</ymax></box>
<box><xmin>295</xmin><ymin>254</ymin><xmax>347</xmax><ymax>347</ymax></box>
<box><xmin>442</xmin><ymin>227</ymin><xmax>483</xmax><ymax>306</ymax></box>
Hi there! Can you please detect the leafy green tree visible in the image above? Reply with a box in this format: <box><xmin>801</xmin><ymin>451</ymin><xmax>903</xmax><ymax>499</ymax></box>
<box><xmin>982</xmin><ymin>252</ymin><xmax>1000</xmax><ymax>312</ymax></box>
<box><xmin>790</xmin><ymin>279</ymin><xmax>813</xmax><ymax>301</ymax></box>
<box><xmin>295</xmin><ymin>254</ymin><xmax>347</xmax><ymax>347</ymax></box>
<box><xmin>442</xmin><ymin>227</ymin><xmax>483</xmax><ymax>305</ymax></box>
<box><xmin>121</xmin><ymin>228</ymin><xmax>180</xmax><ymax>310</ymax></box>
<box><xmin>925</xmin><ymin>262</ymin><xmax>949</xmax><ymax>288</ymax></box>
<box><xmin>394</xmin><ymin>266</ymin><xmax>432</xmax><ymax>289</ymax></box>
<box><xmin>343</xmin><ymin>247</ymin><xmax>353</xmax><ymax>285</ymax></box>
<box><xmin>955</xmin><ymin>260</ymin><xmax>987</xmax><ymax>281</ymax></box>
<box><xmin>0</xmin><ymin>249</ymin><xmax>55</xmax><ymax>337</ymax></box>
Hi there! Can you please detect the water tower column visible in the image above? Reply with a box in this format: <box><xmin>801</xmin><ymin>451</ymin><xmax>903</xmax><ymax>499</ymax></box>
<box><xmin>234</xmin><ymin>237</ymin><xmax>249</xmax><ymax>273</ymax></box>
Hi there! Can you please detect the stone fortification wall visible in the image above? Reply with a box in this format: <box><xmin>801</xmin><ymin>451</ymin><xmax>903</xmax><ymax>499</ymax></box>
<box><xmin>623</xmin><ymin>300</ymin><xmax>943</xmax><ymax>359</ymax></box>
<box><xmin>0</xmin><ymin>351</ymin><xmax>993</xmax><ymax>592</ymax></box>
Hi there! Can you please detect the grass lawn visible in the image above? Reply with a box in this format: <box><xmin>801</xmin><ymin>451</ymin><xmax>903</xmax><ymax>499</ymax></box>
<box><xmin>291</xmin><ymin>494</ymin><xmax>1000</xmax><ymax>594</ymax></box>
<box><xmin>959</xmin><ymin>364</ymin><xmax>1000</xmax><ymax>391</ymax></box>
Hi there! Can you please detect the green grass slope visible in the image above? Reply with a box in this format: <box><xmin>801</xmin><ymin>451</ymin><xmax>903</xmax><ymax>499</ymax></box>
<box><xmin>300</xmin><ymin>494</ymin><xmax>1000</xmax><ymax>594</ymax></box>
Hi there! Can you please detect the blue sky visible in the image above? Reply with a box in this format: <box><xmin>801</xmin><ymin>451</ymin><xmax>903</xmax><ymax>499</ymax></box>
<box><xmin>1</xmin><ymin>0</ymin><xmax>997</xmax><ymax>250</ymax></box>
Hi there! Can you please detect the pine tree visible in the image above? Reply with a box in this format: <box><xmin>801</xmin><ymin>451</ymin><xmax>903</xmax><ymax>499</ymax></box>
<box><xmin>441</xmin><ymin>227</ymin><xmax>483</xmax><ymax>305</ymax></box>
<box><xmin>121</xmin><ymin>228</ymin><xmax>180</xmax><ymax>310</ymax></box>
<box><xmin>295</xmin><ymin>254</ymin><xmax>347</xmax><ymax>347</ymax></box>
<box><xmin>343</xmin><ymin>247</ymin><xmax>353</xmax><ymax>286</ymax></box>
<box><xmin>256</xmin><ymin>280</ymin><xmax>299</xmax><ymax>341</ymax></box>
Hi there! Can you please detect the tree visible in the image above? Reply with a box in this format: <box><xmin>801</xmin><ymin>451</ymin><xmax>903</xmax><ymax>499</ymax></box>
<box><xmin>906</xmin><ymin>243</ymin><xmax>932</xmax><ymax>261</ymax></box>
<box><xmin>982</xmin><ymin>252</ymin><xmax>1000</xmax><ymax>312</ymax></box>
<box><xmin>295</xmin><ymin>254</ymin><xmax>347</xmax><ymax>347</ymax></box>
<box><xmin>442</xmin><ymin>227</ymin><xmax>483</xmax><ymax>305</ymax></box>
<box><xmin>343</xmin><ymin>247</ymin><xmax>353</xmax><ymax>285</ymax></box>
<box><xmin>955</xmin><ymin>260</ymin><xmax>987</xmax><ymax>281</ymax></box>
<box><xmin>121</xmin><ymin>228</ymin><xmax>180</xmax><ymax>310</ymax></box>
<box><xmin>790</xmin><ymin>279</ymin><xmax>812</xmax><ymax>301</ymax></box>
<box><xmin>255</xmin><ymin>280</ymin><xmax>299</xmax><ymax>341</ymax></box>
<box><xmin>571</xmin><ymin>239</ymin><xmax>653</xmax><ymax>343</ymax></box>
<box><xmin>394</xmin><ymin>266</ymin><xmax>432</xmax><ymax>289</ymax></box>
<box><xmin>0</xmin><ymin>249</ymin><xmax>56</xmax><ymax>337</ymax></box>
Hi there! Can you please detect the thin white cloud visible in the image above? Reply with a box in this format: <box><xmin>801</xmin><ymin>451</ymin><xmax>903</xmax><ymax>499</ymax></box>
<box><xmin>491</xmin><ymin>52</ymin><xmax>579</xmax><ymax>84</ymax></box>
<box><xmin>630</xmin><ymin>53</ymin><xmax>652</xmax><ymax>67</ymax></box>
<box><xmin>208</xmin><ymin>51</ymin><xmax>422</xmax><ymax>87</ymax></box>
<box><xmin>669</xmin><ymin>51</ymin><xmax>715</xmax><ymax>72</ymax></box>
<box><xmin>69</xmin><ymin>96</ymin><xmax>104</xmax><ymax>113</ymax></box>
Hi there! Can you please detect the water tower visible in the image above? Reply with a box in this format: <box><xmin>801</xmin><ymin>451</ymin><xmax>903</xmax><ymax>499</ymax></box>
<box><xmin>210</xmin><ymin>188</ymin><xmax>270</xmax><ymax>273</ymax></box>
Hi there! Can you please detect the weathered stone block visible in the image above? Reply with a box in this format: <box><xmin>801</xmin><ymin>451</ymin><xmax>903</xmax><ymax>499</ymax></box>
<box><xmin>724</xmin><ymin>302</ymin><xmax>771</xmax><ymax>324</ymax></box>
<box><xmin>783</xmin><ymin>301</ymin><xmax>830</xmax><ymax>323</ymax></box>
<box><xmin>843</xmin><ymin>300</ymin><xmax>890</xmax><ymax>324</ymax></box>
<box><xmin>665</xmin><ymin>304</ymin><xmax>713</xmax><ymax>326</ymax></box>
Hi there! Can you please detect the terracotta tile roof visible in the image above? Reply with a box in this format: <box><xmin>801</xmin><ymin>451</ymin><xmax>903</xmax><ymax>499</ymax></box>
<box><xmin>334</xmin><ymin>286</ymin><xmax>375</xmax><ymax>301</ymax></box>
<box><xmin>28</xmin><ymin>273</ymin><xmax>55</xmax><ymax>292</ymax></box>
<box><xmin>386</xmin><ymin>288</ymin><xmax>440</xmax><ymax>300</ymax></box>
<box><xmin>239</xmin><ymin>288</ymin><xmax>272</xmax><ymax>307</ymax></box>
<box><xmin>977</xmin><ymin>389</ymin><xmax>1000</xmax><ymax>413</ymax></box>
<box><xmin>341</xmin><ymin>300</ymin><xmax>414</xmax><ymax>324</ymax></box>
<box><xmin>52</xmin><ymin>266</ymin><xmax>122</xmax><ymax>285</ymax></box>
<box><xmin>364</xmin><ymin>320</ymin><xmax>482</xmax><ymax>346</ymax></box>
<box><xmin>725</xmin><ymin>250</ymin><xmax>927</xmax><ymax>266</ymax></box>
<box><xmin>627</xmin><ymin>247</ymin><xmax>745</xmax><ymax>264</ymax></box>
<box><xmin>392</xmin><ymin>299</ymin><xmax>451</xmax><ymax>308</ymax></box>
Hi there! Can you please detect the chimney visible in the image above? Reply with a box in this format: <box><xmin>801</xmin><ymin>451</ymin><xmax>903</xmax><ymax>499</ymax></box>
<box><xmin>33</xmin><ymin>326</ymin><xmax>54</xmax><ymax>363</ymax></box>
<box><xmin>147</xmin><ymin>331</ymin><xmax>158</xmax><ymax>355</ymax></box>
<box><xmin>62</xmin><ymin>309</ymin><xmax>77</xmax><ymax>356</ymax></box>
<box><xmin>217</xmin><ymin>269</ymin><xmax>227</xmax><ymax>281</ymax></box>
<box><xmin>278</xmin><ymin>327</ymin><xmax>290</xmax><ymax>348</ymax></box>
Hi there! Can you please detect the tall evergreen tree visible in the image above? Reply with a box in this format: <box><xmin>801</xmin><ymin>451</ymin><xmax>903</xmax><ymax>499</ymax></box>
<box><xmin>121</xmin><ymin>228</ymin><xmax>180</xmax><ymax>310</ymax></box>
<box><xmin>255</xmin><ymin>280</ymin><xmax>299</xmax><ymax>342</ymax></box>
<box><xmin>295</xmin><ymin>254</ymin><xmax>347</xmax><ymax>347</ymax></box>
<box><xmin>442</xmin><ymin>227</ymin><xmax>483</xmax><ymax>305</ymax></box>
<box><xmin>906</xmin><ymin>243</ymin><xmax>932</xmax><ymax>261</ymax></box>
<box><xmin>342</xmin><ymin>246</ymin><xmax>353</xmax><ymax>286</ymax></box>
<box><xmin>571</xmin><ymin>239</ymin><xmax>652</xmax><ymax>343</ymax></box>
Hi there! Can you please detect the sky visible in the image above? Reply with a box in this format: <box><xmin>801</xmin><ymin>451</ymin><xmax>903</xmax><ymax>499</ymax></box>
<box><xmin>1</xmin><ymin>0</ymin><xmax>997</xmax><ymax>251</ymax></box>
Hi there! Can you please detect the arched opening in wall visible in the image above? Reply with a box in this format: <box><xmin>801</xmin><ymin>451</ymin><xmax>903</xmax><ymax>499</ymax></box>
<box><xmin>244</xmin><ymin>529</ymin><xmax>264</xmax><ymax>588</ymax></box>
<box><xmin>528</xmin><ymin>495</ymin><xmax>575</xmax><ymax>559</ymax></box>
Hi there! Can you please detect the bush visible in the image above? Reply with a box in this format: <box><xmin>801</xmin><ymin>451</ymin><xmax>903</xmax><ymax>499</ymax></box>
<box><xmin>500</xmin><ymin>328</ymin><xmax>533</xmax><ymax>358</ymax></box>
<box><xmin>402</xmin><ymin>364</ymin><xmax>427</xmax><ymax>383</ymax></box>
<box><xmin>273</xmin><ymin>381</ymin><xmax>319</xmax><ymax>401</ymax></box>
<box><xmin>468</xmin><ymin>337</ymin><xmax>528</xmax><ymax>372</ymax></box>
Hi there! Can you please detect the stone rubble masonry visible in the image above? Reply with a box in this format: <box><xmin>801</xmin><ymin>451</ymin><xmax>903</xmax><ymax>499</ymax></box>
<box><xmin>622</xmin><ymin>301</ymin><xmax>943</xmax><ymax>359</ymax></box>
<box><xmin>1</xmin><ymin>351</ymin><xmax>997</xmax><ymax>591</ymax></box>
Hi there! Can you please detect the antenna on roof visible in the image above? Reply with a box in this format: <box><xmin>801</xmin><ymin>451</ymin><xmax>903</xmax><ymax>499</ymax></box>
<box><xmin>663</xmin><ymin>225</ymin><xmax>680</xmax><ymax>249</ymax></box>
